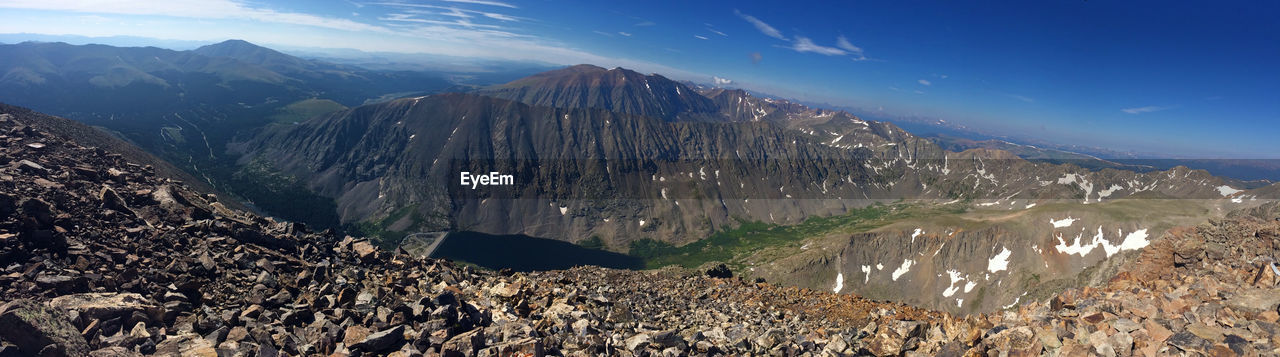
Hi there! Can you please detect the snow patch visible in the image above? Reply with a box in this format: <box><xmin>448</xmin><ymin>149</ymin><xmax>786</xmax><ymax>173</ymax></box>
<box><xmin>1054</xmin><ymin>226</ymin><xmax>1150</xmax><ymax>257</ymax></box>
<box><xmin>1097</xmin><ymin>184</ymin><xmax>1123</xmax><ymax>201</ymax></box>
<box><xmin>1049</xmin><ymin>216</ymin><xmax>1077</xmax><ymax>228</ymax></box>
<box><xmin>941</xmin><ymin>270</ymin><xmax>964</xmax><ymax>297</ymax></box>
<box><xmin>987</xmin><ymin>246</ymin><xmax>1012</xmax><ymax>273</ymax></box>
<box><xmin>559</xmin><ymin>206</ymin><xmax>567</xmax><ymax>215</ymax></box>
<box><xmin>833</xmin><ymin>271</ymin><xmax>844</xmax><ymax>293</ymax></box>
<box><xmin>911</xmin><ymin>228</ymin><xmax>924</xmax><ymax>243</ymax></box>
<box><xmin>891</xmin><ymin>259</ymin><xmax>915</xmax><ymax>281</ymax></box>
<box><xmin>1058</xmin><ymin>173</ymin><xmax>1094</xmax><ymax>203</ymax></box>
<box><xmin>860</xmin><ymin>265</ymin><xmax>871</xmax><ymax>284</ymax></box>
<box><xmin>1217</xmin><ymin>185</ymin><xmax>1242</xmax><ymax>196</ymax></box>
<box><xmin>1118</xmin><ymin>229</ymin><xmax>1150</xmax><ymax>251</ymax></box>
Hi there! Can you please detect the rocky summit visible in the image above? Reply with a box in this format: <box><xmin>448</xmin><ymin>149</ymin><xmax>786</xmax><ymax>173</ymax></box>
<box><xmin>2</xmin><ymin>107</ymin><xmax>1279</xmax><ymax>356</ymax></box>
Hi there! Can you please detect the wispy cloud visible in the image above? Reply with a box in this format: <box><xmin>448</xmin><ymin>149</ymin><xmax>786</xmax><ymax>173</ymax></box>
<box><xmin>0</xmin><ymin>0</ymin><xmax>392</xmax><ymax>33</ymax></box>
<box><xmin>1007</xmin><ymin>94</ymin><xmax>1035</xmax><ymax>103</ymax></box>
<box><xmin>917</xmin><ymin>79</ymin><xmax>932</xmax><ymax>86</ymax></box>
<box><xmin>734</xmin><ymin>9</ymin><xmax>784</xmax><ymax>40</ymax></box>
<box><xmin>617</xmin><ymin>31</ymin><xmax>632</xmax><ymax>37</ymax></box>
<box><xmin>834</xmin><ymin>35</ymin><xmax>865</xmax><ymax>60</ymax></box>
<box><xmin>694</xmin><ymin>35</ymin><xmax>709</xmax><ymax>40</ymax></box>
<box><xmin>714</xmin><ymin>76</ymin><xmax>733</xmax><ymax>85</ymax></box>
<box><xmin>707</xmin><ymin>28</ymin><xmax>727</xmax><ymax>36</ymax></box>
<box><xmin>381</xmin><ymin>13</ymin><xmax>504</xmax><ymax>29</ymax></box>
<box><xmin>1121</xmin><ymin>105</ymin><xmax>1173</xmax><ymax>114</ymax></box>
<box><xmin>733</xmin><ymin>12</ymin><xmax>870</xmax><ymax>61</ymax></box>
<box><xmin>914</xmin><ymin>90</ymin><xmax>925</xmax><ymax>94</ymax></box>
<box><xmin>593</xmin><ymin>30</ymin><xmax>614</xmax><ymax>37</ymax></box>
<box><xmin>436</xmin><ymin>0</ymin><xmax>517</xmax><ymax>9</ymax></box>
<box><xmin>0</xmin><ymin>0</ymin><xmax>722</xmax><ymax>85</ymax></box>
<box><xmin>373</xmin><ymin>3</ymin><xmax>521</xmax><ymax>22</ymax></box>
<box><xmin>634</xmin><ymin>20</ymin><xmax>655</xmax><ymax>27</ymax></box>
<box><xmin>792</xmin><ymin>36</ymin><xmax>846</xmax><ymax>56</ymax></box>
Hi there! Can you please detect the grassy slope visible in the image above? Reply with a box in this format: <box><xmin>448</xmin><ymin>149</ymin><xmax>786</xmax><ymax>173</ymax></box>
<box><xmin>630</xmin><ymin>201</ymin><xmax>969</xmax><ymax>270</ymax></box>
<box><xmin>268</xmin><ymin>98</ymin><xmax>347</xmax><ymax>124</ymax></box>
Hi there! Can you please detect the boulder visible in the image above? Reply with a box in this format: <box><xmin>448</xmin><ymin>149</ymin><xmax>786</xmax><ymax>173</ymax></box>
<box><xmin>0</xmin><ymin>299</ymin><xmax>91</xmax><ymax>357</ymax></box>
<box><xmin>47</xmin><ymin>293</ymin><xmax>163</xmax><ymax>328</ymax></box>
<box><xmin>350</xmin><ymin>325</ymin><xmax>405</xmax><ymax>353</ymax></box>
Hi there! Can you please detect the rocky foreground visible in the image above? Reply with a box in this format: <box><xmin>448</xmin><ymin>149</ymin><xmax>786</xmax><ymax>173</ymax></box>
<box><xmin>0</xmin><ymin>109</ymin><xmax>1278</xmax><ymax>357</ymax></box>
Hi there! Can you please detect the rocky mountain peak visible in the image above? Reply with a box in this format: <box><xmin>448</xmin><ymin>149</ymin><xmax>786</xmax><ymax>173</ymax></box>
<box><xmin>484</xmin><ymin>64</ymin><xmax>720</xmax><ymax>122</ymax></box>
<box><xmin>192</xmin><ymin>39</ymin><xmax>313</xmax><ymax>73</ymax></box>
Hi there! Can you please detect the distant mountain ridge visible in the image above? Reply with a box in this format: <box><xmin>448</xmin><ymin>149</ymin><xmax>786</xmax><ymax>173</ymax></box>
<box><xmin>0</xmin><ymin>40</ymin><xmax>456</xmax><ymax>226</ymax></box>
<box><xmin>192</xmin><ymin>39</ymin><xmax>319</xmax><ymax>74</ymax></box>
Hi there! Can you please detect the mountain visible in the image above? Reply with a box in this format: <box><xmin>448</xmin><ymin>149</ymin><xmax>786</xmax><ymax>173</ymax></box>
<box><xmin>192</xmin><ymin>39</ymin><xmax>318</xmax><ymax>74</ymax></box>
<box><xmin>926</xmin><ymin>133</ymin><xmax>1154</xmax><ymax>172</ymax></box>
<box><xmin>0</xmin><ymin>40</ymin><xmax>456</xmax><ymax>226</ymax></box>
<box><xmin>235</xmin><ymin>92</ymin><xmax>880</xmax><ymax>246</ymax></box>
<box><xmin>2</xmin><ymin>103</ymin><xmax>1279</xmax><ymax>355</ymax></box>
<box><xmin>481</xmin><ymin>64</ymin><xmax>721</xmax><ymax>122</ymax></box>
<box><xmin>235</xmin><ymin>64</ymin><xmax>1280</xmax><ymax>314</ymax></box>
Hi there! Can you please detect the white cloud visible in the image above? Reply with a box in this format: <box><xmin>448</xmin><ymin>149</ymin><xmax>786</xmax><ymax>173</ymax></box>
<box><xmin>381</xmin><ymin>14</ymin><xmax>505</xmax><ymax>30</ymax></box>
<box><xmin>792</xmin><ymin>36</ymin><xmax>845</xmax><ymax>56</ymax></box>
<box><xmin>0</xmin><ymin>0</ymin><xmax>392</xmax><ymax>33</ymax></box>
<box><xmin>734</xmin><ymin>9</ymin><xmax>784</xmax><ymax>40</ymax></box>
<box><xmin>592</xmin><ymin>30</ymin><xmax>613</xmax><ymax>37</ymax></box>
<box><xmin>714</xmin><ymin>76</ymin><xmax>733</xmax><ymax>85</ymax></box>
<box><xmin>373</xmin><ymin>3</ymin><xmax>521</xmax><ymax>23</ymax></box>
<box><xmin>634</xmin><ymin>21</ymin><xmax>655</xmax><ymax>27</ymax></box>
<box><xmin>708</xmin><ymin>28</ymin><xmax>727</xmax><ymax>36</ymax></box>
<box><xmin>694</xmin><ymin>35</ymin><xmax>708</xmax><ymax>40</ymax></box>
<box><xmin>0</xmin><ymin>0</ymin><xmax>717</xmax><ymax>86</ymax></box>
<box><xmin>914</xmin><ymin>90</ymin><xmax>925</xmax><ymax>94</ymax></box>
<box><xmin>618</xmin><ymin>31</ymin><xmax>632</xmax><ymax>37</ymax></box>
<box><xmin>918</xmin><ymin>79</ymin><xmax>932</xmax><ymax>86</ymax></box>
<box><xmin>835</xmin><ymin>35</ymin><xmax>862</xmax><ymax>54</ymax></box>
<box><xmin>1008</xmin><ymin>94</ymin><xmax>1035</xmax><ymax>103</ymax></box>
<box><xmin>436</xmin><ymin>0</ymin><xmax>517</xmax><ymax>8</ymax></box>
<box><xmin>1121</xmin><ymin>105</ymin><xmax>1172</xmax><ymax>114</ymax></box>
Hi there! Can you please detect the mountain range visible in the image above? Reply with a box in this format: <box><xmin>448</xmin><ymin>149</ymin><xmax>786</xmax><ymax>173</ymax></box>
<box><xmin>1</xmin><ymin>40</ymin><xmax>1277</xmax><ymax>315</ymax></box>
<box><xmin>6</xmin><ymin>100</ymin><xmax>1277</xmax><ymax>355</ymax></box>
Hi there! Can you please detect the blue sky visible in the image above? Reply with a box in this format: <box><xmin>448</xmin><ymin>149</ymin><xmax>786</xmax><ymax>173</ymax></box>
<box><xmin>1</xmin><ymin>0</ymin><xmax>1277</xmax><ymax>158</ymax></box>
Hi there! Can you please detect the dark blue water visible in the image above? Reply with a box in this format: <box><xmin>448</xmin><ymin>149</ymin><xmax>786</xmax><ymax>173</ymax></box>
<box><xmin>433</xmin><ymin>231</ymin><xmax>645</xmax><ymax>272</ymax></box>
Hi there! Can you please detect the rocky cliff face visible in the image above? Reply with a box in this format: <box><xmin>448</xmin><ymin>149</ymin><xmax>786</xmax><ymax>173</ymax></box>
<box><xmin>237</xmin><ymin>93</ymin><xmax>887</xmax><ymax>247</ymax></box>
<box><xmin>1</xmin><ymin>105</ymin><xmax>1278</xmax><ymax>356</ymax></box>
<box><xmin>481</xmin><ymin>64</ymin><xmax>721</xmax><ymax>122</ymax></box>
